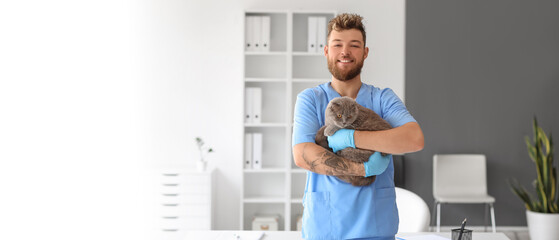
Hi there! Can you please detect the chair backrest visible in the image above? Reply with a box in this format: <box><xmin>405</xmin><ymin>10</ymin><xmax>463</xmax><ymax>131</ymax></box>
<box><xmin>395</xmin><ymin>187</ymin><xmax>430</xmax><ymax>232</ymax></box>
<box><xmin>433</xmin><ymin>154</ymin><xmax>488</xmax><ymax>197</ymax></box>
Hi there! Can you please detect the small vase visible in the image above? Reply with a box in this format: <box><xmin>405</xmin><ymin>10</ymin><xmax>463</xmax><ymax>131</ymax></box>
<box><xmin>197</xmin><ymin>161</ymin><xmax>207</xmax><ymax>172</ymax></box>
<box><xmin>526</xmin><ymin>210</ymin><xmax>559</xmax><ymax>240</ymax></box>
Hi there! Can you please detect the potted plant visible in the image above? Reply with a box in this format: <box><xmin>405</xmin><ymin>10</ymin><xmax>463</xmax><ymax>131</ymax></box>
<box><xmin>509</xmin><ymin>117</ymin><xmax>558</xmax><ymax>240</ymax></box>
<box><xmin>195</xmin><ymin>137</ymin><xmax>214</xmax><ymax>172</ymax></box>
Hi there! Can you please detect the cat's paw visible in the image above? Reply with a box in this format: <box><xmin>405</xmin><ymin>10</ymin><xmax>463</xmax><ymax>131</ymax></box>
<box><xmin>324</xmin><ymin>126</ymin><xmax>338</xmax><ymax>136</ymax></box>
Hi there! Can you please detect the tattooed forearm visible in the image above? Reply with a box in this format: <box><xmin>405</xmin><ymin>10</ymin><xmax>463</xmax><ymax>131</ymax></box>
<box><xmin>301</xmin><ymin>144</ymin><xmax>362</xmax><ymax>176</ymax></box>
<box><xmin>322</xmin><ymin>151</ymin><xmax>350</xmax><ymax>175</ymax></box>
<box><xmin>302</xmin><ymin>144</ymin><xmax>319</xmax><ymax>171</ymax></box>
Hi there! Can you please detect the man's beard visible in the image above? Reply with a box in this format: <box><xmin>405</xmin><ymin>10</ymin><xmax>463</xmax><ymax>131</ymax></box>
<box><xmin>327</xmin><ymin>57</ymin><xmax>364</xmax><ymax>81</ymax></box>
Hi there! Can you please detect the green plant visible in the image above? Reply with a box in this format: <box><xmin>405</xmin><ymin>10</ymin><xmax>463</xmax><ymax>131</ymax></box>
<box><xmin>195</xmin><ymin>137</ymin><xmax>214</xmax><ymax>163</ymax></box>
<box><xmin>510</xmin><ymin>117</ymin><xmax>557</xmax><ymax>213</ymax></box>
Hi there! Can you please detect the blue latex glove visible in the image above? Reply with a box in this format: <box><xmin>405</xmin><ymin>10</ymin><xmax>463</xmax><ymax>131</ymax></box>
<box><xmin>327</xmin><ymin>129</ymin><xmax>356</xmax><ymax>153</ymax></box>
<box><xmin>364</xmin><ymin>152</ymin><xmax>391</xmax><ymax>177</ymax></box>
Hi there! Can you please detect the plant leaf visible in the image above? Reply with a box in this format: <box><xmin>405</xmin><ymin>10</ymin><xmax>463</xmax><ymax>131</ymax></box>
<box><xmin>509</xmin><ymin>178</ymin><xmax>535</xmax><ymax>211</ymax></box>
<box><xmin>513</xmin><ymin>117</ymin><xmax>557</xmax><ymax>213</ymax></box>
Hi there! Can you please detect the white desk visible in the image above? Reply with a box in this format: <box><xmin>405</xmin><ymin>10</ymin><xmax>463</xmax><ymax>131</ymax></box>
<box><xmin>183</xmin><ymin>231</ymin><xmax>511</xmax><ymax>240</ymax></box>
<box><xmin>398</xmin><ymin>232</ymin><xmax>510</xmax><ymax>240</ymax></box>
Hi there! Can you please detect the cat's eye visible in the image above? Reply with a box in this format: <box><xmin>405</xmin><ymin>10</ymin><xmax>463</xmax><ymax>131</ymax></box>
<box><xmin>337</xmin><ymin>114</ymin><xmax>342</xmax><ymax>118</ymax></box>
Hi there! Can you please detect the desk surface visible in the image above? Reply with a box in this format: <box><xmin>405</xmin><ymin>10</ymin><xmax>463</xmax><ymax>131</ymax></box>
<box><xmin>183</xmin><ymin>231</ymin><xmax>511</xmax><ymax>240</ymax></box>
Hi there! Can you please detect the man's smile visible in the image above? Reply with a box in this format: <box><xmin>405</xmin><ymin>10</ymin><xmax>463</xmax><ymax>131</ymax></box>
<box><xmin>337</xmin><ymin>59</ymin><xmax>354</xmax><ymax>65</ymax></box>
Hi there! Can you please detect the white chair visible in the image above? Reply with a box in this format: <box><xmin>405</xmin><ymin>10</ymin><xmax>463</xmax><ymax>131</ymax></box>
<box><xmin>432</xmin><ymin>154</ymin><xmax>496</xmax><ymax>232</ymax></box>
<box><xmin>395</xmin><ymin>187</ymin><xmax>430</xmax><ymax>232</ymax></box>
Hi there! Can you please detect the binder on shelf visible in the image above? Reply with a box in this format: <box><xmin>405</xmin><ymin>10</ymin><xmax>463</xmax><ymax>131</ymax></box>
<box><xmin>307</xmin><ymin>17</ymin><xmax>318</xmax><ymax>53</ymax></box>
<box><xmin>252</xmin><ymin>87</ymin><xmax>262</xmax><ymax>123</ymax></box>
<box><xmin>252</xmin><ymin>133</ymin><xmax>263</xmax><ymax>169</ymax></box>
<box><xmin>244</xmin><ymin>88</ymin><xmax>254</xmax><ymax>123</ymax></box>
<box><xmin>317</xmin><ymin>17</ymin><xmax>327</xmax><ymax>51</ymax></box>
<box><xmin>261</xmin><ymin>16</ymin><xmax>270</xmax><ymax>52</ymax></box>
<box><xmin>253</xmin><ymin>16</ymin><xmax>262</xmax><ymax>52</ymax></box>
<box><xmin>244</xmin><ymin>133</ymin><xmax>253</xmax><ymax>169</ymax></box>
<box><xmin>245</xmin><ymin>16</ymin><xmax>254</xmax><ymax>51</ymax></box>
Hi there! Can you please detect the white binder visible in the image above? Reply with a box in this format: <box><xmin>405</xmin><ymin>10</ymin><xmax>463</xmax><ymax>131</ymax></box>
<box><xmin>245</xmin><ymin>16</ymin><xmax>254</xmax><ymax>51</ymax></box>
<box><xmin>244</xmin><ymin>133</ymin><xmax>253</xmax><ymax>169</ymax></box>
<box><xmin>253</xmin><ymin>16</ymin><xmax>262</xmax><ymax>52</ymax></box>
<box><xmin>252</xmin><ymin>133</ymin><xmax>263</xmax><ymax>169</ymax></box>
<box><xmin>252</xmin><ymin>87</ymin><xmax>262</xmax><ymax>123</ymax></box>
<box><xmin>317</xmin><ymin>17</ymin><xmax>327</xmax><ymax>52</ymax></box>
<box><xmin>244</xmin><ymin>88</ymin><xmax>253</xmax><ymax>123</ymax></box>
<box><xmin>261</xmin><ymin>16</ymin><xmax>270</xmax><ymax>52</ymax></box>
<box><xmin>307</xmin><ymin>17</ymin><xmax>317</xmax><ymax>52</ymax></box>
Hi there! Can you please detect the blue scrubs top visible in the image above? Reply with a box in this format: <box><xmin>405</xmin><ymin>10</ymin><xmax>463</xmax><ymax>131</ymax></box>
<box><xmin>292</xmin><ymin>82</ymin><xmax>417</xmax><ymax>240</ymax></box>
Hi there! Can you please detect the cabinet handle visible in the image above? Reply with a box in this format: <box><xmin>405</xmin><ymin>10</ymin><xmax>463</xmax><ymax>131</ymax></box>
<box><xmin>162</xmin><ymin>216</ymin><xmax>179</xmax><ymax>219</ymax></box>
<box><xmin>162</xmin><ymin>173</ymin><xmax>179</xmax><ymax>176</ymax></box>
<box><xmin>163</xmin><ymin>193</ymin><xmax>179</xmax><ymax>197</ymax></box>
<box><xmin>163</xmin><ymin>203</ymin><xmax>179</xmax><ymax>207</ymax></box>
<box><xmin>162</xmin><ymin>229</ymin><xmax>178</xmax><ymax>232</ymax></box>
<box><xmin>163</xmin><ymin>183</ymin><xmax>179</xmax><ymax>186</ymax></box>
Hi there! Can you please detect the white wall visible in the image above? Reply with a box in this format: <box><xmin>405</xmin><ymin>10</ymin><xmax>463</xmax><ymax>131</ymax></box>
<box><xmin>1</xmin><ymin>1</ymin><xmax>150</xmax><ymax>239</ymax></box>
<box><xmin>0</xmin><ymin>1</ymin><xmax>405</xmax><ymax>238</ymax></box>
<box><xmin>138</xmin><ymin>0</ymin><xmax>406</xmax><ymax>230</ymax></box>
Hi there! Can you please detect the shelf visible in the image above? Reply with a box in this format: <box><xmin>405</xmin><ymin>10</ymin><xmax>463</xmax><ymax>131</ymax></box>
<box><xmin>245</xmin><ymin>51</ymin><xmax>287</xmax><ymax>56</ymax></box>
<box><xmin>290</xmin><ymin>198</ymin><xmax>303</xmax><ymax>203</ymax></box>
<box><xmin>293</xmin><ymin>51</ymin><xmax>323</xmax><ymax>56</ymax></box>
<box><xmin>242</xmin><ymin>10</ymin><xmax>336</xmax><ymax>232</ymax></box>
<box><xmin>245</xmin><ymin>78</ymin><xmax>287</xmax><ymax>83</ymax></box>
<box><xmin>245</xmin><ymin>55</ymin><xmax>287</xmax><ymax>79</ymax></box>
<box><xmin>244</xmin><ymin>168</ymin><xmax>287</xmax><ymax>173</ymax></box>
<box><xmin>244</xmin><ymin>197</ymin><xmax>286</xmax><ymax>203</ymax></box>
<box><xmin>245</xmin><ymin>10</ymin><xmax>288</xmax><ymax>14</ymax></box>
<box><xmin>244</xmin><ymin>123</ymin><xmax>287</xmax><ymax>128</ymax></box>
<box><xmin>292</xmin><ymin>55</ymin><xmax>331</xmax><ymax>79</ymax></box>
<box><xmin>292</xmin><ymin>78</ymin><xmax>329</xmax><ymax>83</ymax></box>
<box><xmin>291</xmin><ymin>168</ymin><xmax>307</xmax><ymax>174</ymax></box>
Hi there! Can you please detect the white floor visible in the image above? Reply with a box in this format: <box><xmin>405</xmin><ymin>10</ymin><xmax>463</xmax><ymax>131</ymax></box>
<box><xmin>436</xmin><ymin>226</ymin><xmax>530</xmax><ymax>240</ymax></box>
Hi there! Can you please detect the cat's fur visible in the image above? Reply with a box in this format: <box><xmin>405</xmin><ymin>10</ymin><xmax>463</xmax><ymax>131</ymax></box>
<box><xmin>315</xmin><ymin>96</ymin><xmax>392</xmax><ymax>186</ymax></box>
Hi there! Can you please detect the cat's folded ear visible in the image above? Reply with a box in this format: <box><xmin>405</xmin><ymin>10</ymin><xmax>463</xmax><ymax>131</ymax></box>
<box><xmin>330</xmin><ymin>98</ymin><xmax>341</xmax><ymax>107</ymax></box>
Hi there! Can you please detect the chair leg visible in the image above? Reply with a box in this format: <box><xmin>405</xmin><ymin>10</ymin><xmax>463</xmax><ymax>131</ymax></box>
<box><xmin>431</xmin><ymin>201</ymin><xmax>438</xmax><ymax>232</ymax></box>
<box><xmin>484</xmin><ymin>203</ymin><xmax>488</xmax><ymax>232</ymax></box>
<box><xmin>436</xmin><ymin>202</ymin><xmax>441</xmax><ymax>232</ymax></box>
<box><xmin>490</xmin><ymin>203</ymin><xmax>496</xmax><ymax>233</ymax></box>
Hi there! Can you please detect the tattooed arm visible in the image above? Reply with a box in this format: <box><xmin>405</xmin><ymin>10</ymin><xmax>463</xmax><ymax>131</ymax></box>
<box><xmin>293</xmin><ymin>142</ymin><xmax>365</xmax><ymax>176</ymax></box>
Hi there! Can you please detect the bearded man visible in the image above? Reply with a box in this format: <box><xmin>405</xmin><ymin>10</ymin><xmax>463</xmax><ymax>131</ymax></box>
<box><xmin>292</xmin><ymin>13</ymin><xmax>424</xmax><ymax>240</ymax></box>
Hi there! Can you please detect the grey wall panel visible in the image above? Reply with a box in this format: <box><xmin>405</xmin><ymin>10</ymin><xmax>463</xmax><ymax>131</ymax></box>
<box><xmin>405</xmin><ymin>0</ymin><xmax>559</xmax><ymax>226</ymax></box>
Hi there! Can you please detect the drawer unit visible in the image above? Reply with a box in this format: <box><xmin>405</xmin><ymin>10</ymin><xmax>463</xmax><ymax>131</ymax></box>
<box><xmin>155</xmin><ymin>169</ymin><xmax>213</xmax><ymax>234</ymax></box>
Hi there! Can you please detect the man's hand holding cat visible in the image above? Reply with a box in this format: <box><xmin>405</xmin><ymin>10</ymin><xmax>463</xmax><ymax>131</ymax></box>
<box><xmin>328</xmin><ymin>129</ymin><xmax>391</xmax><ymax>177</ymax></box>
<box><xmin>363</xmin><ymin>152</ymin><xmax>391</xmax><ymax>177</ymax></box>
<box><xmin>327</xmin><ymin>128</ymin><xmax>356</xmax><ymax>152</ymax></box>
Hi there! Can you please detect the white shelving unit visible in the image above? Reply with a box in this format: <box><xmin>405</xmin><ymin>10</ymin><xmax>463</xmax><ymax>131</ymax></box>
<box><xmin>241</xmin><ymin>10</ymin><xmax>336</xmax><ymax>231</ymax></box>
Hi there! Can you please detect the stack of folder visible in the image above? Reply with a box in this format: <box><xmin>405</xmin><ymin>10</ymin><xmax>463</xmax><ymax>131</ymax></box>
<box><xmin>245</xmin><ymin>16</ymin><xmax>271</xmax><ymax>52</ymax></box>
<box><xmin>244</xmin><ymin>87</ymin><xmax>263</xmax><ymax>169</ymax></box>
<box><xmin>244</xmin><ymin>133</ymin><xmax>263</xmax><ymax>169</ymax></box>
<box><xmin>308</xmin><ymin>16</ymin><xmax>327</xmax><ymax>53</ymax></box>
<box><xmin>244</xmin><ymin>87</ymin><xmax>262</xmax><ymax>124</ymax></box>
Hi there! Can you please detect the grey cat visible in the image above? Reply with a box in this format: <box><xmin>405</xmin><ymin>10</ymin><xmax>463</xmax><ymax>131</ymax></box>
<box><xmin>315</xmin><ymin>96</ymin><xmax>392</xmax><ymax>186</ymax></box>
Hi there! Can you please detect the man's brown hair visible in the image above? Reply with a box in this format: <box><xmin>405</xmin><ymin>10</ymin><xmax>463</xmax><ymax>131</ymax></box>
<box><xmin>327</xmin><ymin>13</ymin><xmax>366</xmax><ymax>47</ymax></box>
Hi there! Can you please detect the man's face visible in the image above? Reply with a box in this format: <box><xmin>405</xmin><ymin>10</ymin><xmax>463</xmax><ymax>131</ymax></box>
<box><xmin>325</xmin><ymin>29</ymin><xmax>369</xmax><ymax>81</ymax></box>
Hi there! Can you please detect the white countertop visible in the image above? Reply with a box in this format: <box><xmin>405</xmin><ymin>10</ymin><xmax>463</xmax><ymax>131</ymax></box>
<box><xmin>182</xmin><ymin>231</ymin><xmax>511</xmax><ymax>240</ymax></box>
